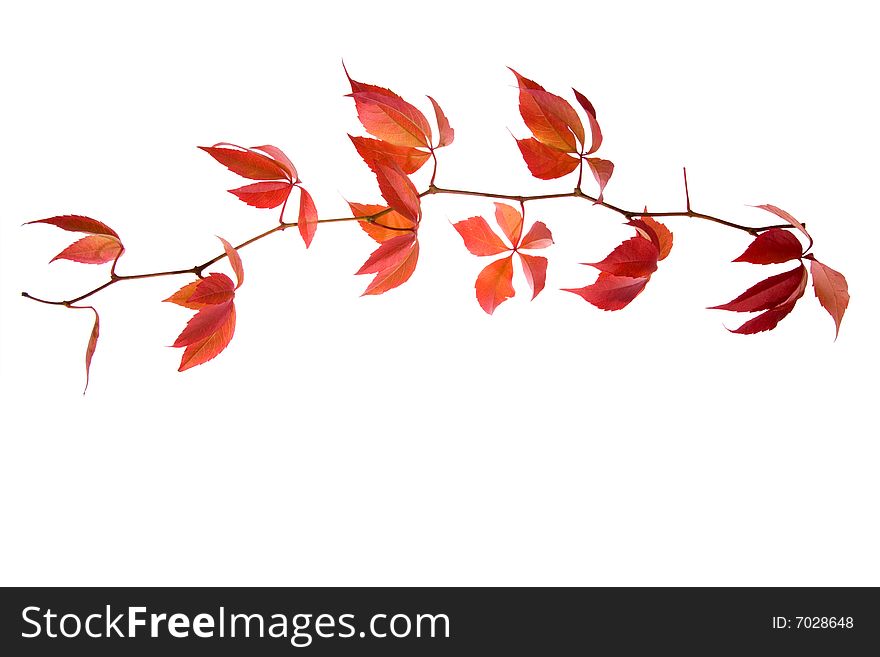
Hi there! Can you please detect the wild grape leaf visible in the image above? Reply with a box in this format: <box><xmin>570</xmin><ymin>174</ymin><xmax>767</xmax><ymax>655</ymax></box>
<box><xmin>516</xmin><ymin>137</ymin><xmax>580</xmax><ymax>180</ymax></box>
<box><xmin>572</xmin><ymin>88</ymin><xmax>603</xmax><ymax>154</ymax></box>
<box><xmin>454</xmin><ymin>203</ymin><xmax>553</xmax><ymax>313</ymax></box>
<box><xmin>519</xmin><ymin>221</ymin><xmax>554</xmax><ymax>250</ymax></box>
<box><xmin>585</xmin><ymin>158</ymin><xmax>614</xmax><ymax>203</ymax></box>
<box><xmin>805</xmin><ymin>255</ymin><xmax>849</xmax><ymax>339</ymax></box>
<box><xmin>453</xmin><ymin>216</ymin><xmax>510</xmax><ymax>256</ymax></box>
<box><xmin>50</xmin><ymin>234</ymin><xmax>123</xmax><ymax>265</ymax></box>
<box><xmin>349</xmin><ymin>135</ymin><xmax>430</xmax><ymax>174</ymax></box>
<box><xmin>164</xmin><ymin>273</ymin><xmax>235</xmax><ymax>309</ymax></box>
<box><xmin>518</xmin><ymin>253</ymin><xmax>548</xmax><ymax>300</ymax></box>
<box><xmin>349</xmin><ymin>202</ymin><xmax>416</xmax><ymax>243</ymax></box>
<box><xmin>728</xmin><ymin>301</ymin><xmax>799</xmax><ymax>335</ymax></box>
<box><xmin>348</xmin><ymin>90</ymin><xmax>432</xmax><ymax>148</ymax></box>
<box><xmin>218</xmin><ymin>237</ymin><xmax>244</xmax><ymax>288</ymax></box>
<box><xmin>509</xmin><ymin>68</ymin><xmax>582</xmax><ymax>152</ymax></box>
<box><xmin>751</xmin><ymin>204</ymin><xmax>811</xmax><ymax>251</ymax></box>
<box><xmin>82</xmin><ymin>306</ymin><xmax>99</xmax><ymax>394</ymax></box>
<box><xmin>584</xmin><ymin>236</ymin><xmax>659</xmax><ymax>278</ymax></box>
<box><xmin>356</xmin><ymin>232</ymin><xmax>420</xmax><ymax>296</ymax></box>
<box><xmin>298</xmin><ymin>188</ymin><xmax>318</xmax><ymax>248</ymax></box>
<box><xmin>427</xmin><ymin>96</ymin><xmax>454</xmax><ymax>147</ymax></box>
<box><xmin>199</xmin><ymin>143</ymin><xmax>289</xmax><ymax>181</ymax></box>
<box><xmin>709</xmin><ymin>265</ymin><xmax>806</xmax><ymax>312</ymax></box>
<box><xmin>27</xmin><ymin>215</ymin><xmax>124</xmax><ymax>265</ymax></box>
<box><xmin>627</xmin><ymin>212</ymin><xmax>673</xmax><ymax>261</ymax></box>
<box><xmin>564</xmin><ymin>273</ymin><xmax>651</xmax><ymax>311</ymax></box>
<box><xmin>733</xmin><ymin>228</ymin><xmax>803</xmax><ymax>264</ymax></box>
<box><xmin>373</xmin><ymin>160</ymin><xmax>421</xmax><ymax>223</ymax></box>
<box><xmin>228</xmin><ymin>181</ymin><xmax>292</xmax><ymax>209</ymax></box>
<box><xmin>175</xmin><ymin>302</ymin><xmax>237</xmax><ymax>372</ymax></box>
<box><xmin>476</xmin><ymin>255</ymin><xmax>516</xmax><ymax>315</ymax></box>
<box><xmin>26</xmin><ymin>215</ymin><xmax>119</xmax><ymax>238</ymax></box>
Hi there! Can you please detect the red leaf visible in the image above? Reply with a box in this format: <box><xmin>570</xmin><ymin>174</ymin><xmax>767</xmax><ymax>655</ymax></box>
<box><xmin>564</xmin><ymin>273</ymin><xmax>650</xmax><ymax>311</ymax></box>
<box><xmin>356</xmin><ymin>233</ymin><xmax>420</xmax><ymax>296</ymax></box>
<box><xmin>228</xmin><ymin>181</ymin><xmax>292</xmax><ymax>209</ymax></box>
<box><xmin>494</xmin><ymin>202</ymin><xmax>523</xmax><ymax>249</ymax></box>
<box><xmin>251</xmin><ymin>144</ymin><xmax>298</xmax><ymax>182</ymax></box>
<box><xmin>343</xmin><ymin>62</ymin><xmax>403</xmax><ymax>97</ymax></box>
<box><xmin>349</xmin><ymin>135</ymin><xmax>430</xmax><ymax>175</ymax></box>
<box><xmin>733</xmin><ymin>228</ymin><xmax>804</xmax><ymax>265</ymax></box>
<box><xmin>710</xmin><ymin>265</ymin><xmax>807</xmax><ymax>313</ymax></box>
<box><xmin>177</xmin><ymin>303</ymin><xmax>237</xmax><ymax>372</ymax></box>
<box><xmin>586</xmin><ymin>157</ymin><xmax>614</xmax><ymax>203</ymax></box>
<box><xmin>349</xmin><ymin>91</ymin><xmax>432</xmax><ymax>148</ymax></box>
<box><xmin>427</xmin><ymin>95</ymin><xmax>454</xmax><ymax>147</ymax></box>
<box><xmin>374</xmin><ymin>160</ymin><xmax>421</xmax><ymax>223</ymax></box>
<box><xmin>519</xmin><ymin>221</ymin><xmax>554</xmax><ymax>250</ymax></box>
<box><xmin>349</xmin><ymin>201</ymin><xmax>416</xmax><ymax>243</ymax></box>
<box><xmin>806</xmin><ymin>255</ymin><xmax>849</xmax><ymax>339</ymax></box>
<box><xmin>164</xmin><ymin>273</ymin><xmax>235</xmax><ymax>309</ymax></box>
<box><xmin>728</xmin><ymin>301</ymin><xmax>798</xmax><ymax>335</ymax></box>
<box><xmin>572</xmin><ymin>88</ymin><xmax>603</xmax><ymax>154</ymax></box>
<box><xmin>475</xmin><ymin>255</ymin><xmax>515</xmax><ymax>315</ymax></box>
<box><xmin>585</xmin><ymin>236</ymin><xmax>659</xmax><ymax>278</ymax></box>
<box><xmin>199</xmin><ymin>144</ymin><xmax>288</xmax><ymax>181</ymax></box>
<box><xmin>50</xmin><ymin>234</ymin><xmax>123</xmax><ymax>265</ymax></box>
<box><xmin>173</xmin><ymin>300</ymin><xmax>235</xmax><ymax>348</ymax></box>
<box><xmin>751</xmin><ymin>204</ymin><xmax>811</xmax><ymax>251</ymax></box>
<box><xmin>453</xmin><ymin>216</ymin><xmax>510</xmax><ymax>256</ymax></box>
<box><xmin>518</xmin><ymin>253</ymin><xmax>548</xmax><ymax>300</ymax></box>
<box><xmin>627</xmin><ymin>212</ymin><xmax>673</xmax><ymax>261</ymax></box>
<box><xmin>218</xmin><ymin>237</ymin><xmax>244</xmax><ymax>289</ymax></box>
<box><xmin>509</xmin><ymin>68</ymin><xmax>582</xmax><ymax>152</ymax></box>
<box><xmin>82</xmin><ymin>306</ymin><xmax>99</xmax><ymax>394</ymax></box>
<box><xmin>298</xmin><ymin>187</ymin><xmax>318</xmax><ymax>248</ymax></box>
<box><xmin>26</xmin><ymin>215</ymin><xmax>119</xmax><ymax>239</ymax></box>
<box><xmin>516</xmin><ymin>137</ymin><xmax>580</xmax><ymax>180</ymax></box>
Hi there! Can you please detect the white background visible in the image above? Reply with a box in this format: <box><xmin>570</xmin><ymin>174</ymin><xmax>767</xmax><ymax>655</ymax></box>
<box><xmin>1</xmin><ymin>1</ymin><xmax>877</xmax><ymax>586</ymax></box>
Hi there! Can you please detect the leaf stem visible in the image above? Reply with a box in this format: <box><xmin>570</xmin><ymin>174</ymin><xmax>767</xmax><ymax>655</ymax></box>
<box><xmin>21</xmin><ymin>182</ymin><xmax>801</xmax><ymax>306</ymax></box>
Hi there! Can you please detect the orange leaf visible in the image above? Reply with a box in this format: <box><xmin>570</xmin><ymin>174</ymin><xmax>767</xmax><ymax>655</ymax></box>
<box><xmin>627</xmin><ymin>212</ymin><xmax>673</xmax><ymax>261</ymax></box>
<box><xmin>349</xmin><ymin>202</ymin><xmax>416</xmax><ymax>243</ymax></box>
<box><xmin>374</xmin><ymin>160</ymin><xmax>421</xmax><ymax>223</ymax></box>
<box><xmin>453</xmin><ymin>216</ymin><xmax>510</xmax><ymax>256</ymax></box>
<box><xmin>251</xmin><ymin>144</ymin><xmax>298</xmax><ymax>182</ymax></box>
<box><xmin>199</xmin><ymin>144</ymin><xmax>288</xmax><ymax>181</ymax></box>
<box><xmin>26</xmin><ymin>215</ymin><xmax>119</xmax><ymax>238</ymax></box>
<box><xmin>298</xmin><ymin>187</ymin><xmax>318</xmax><ymax>248</ymax></box>
<box><xmin>516</xmin><ymin>137</ymin><xmax>580</xmax><ymax>180</ymax></box>
<box><xmin>173</xmin><ymin>300</ymin><xmax>235</xmax><ymax>349</ymax></box>
<box><xmin>586</xmin><ymin>157</ymin><xmax>614</xmax><ymax>203</ymax></box>
<box><xmin>356</xmin><ymin>233</ymin><xmax>420</xmax><ymax>296</ymax></box>
<box><xmin>164</xmin><ymin>273</ymin><xmax>235</xmax><ymax>309</ymax></box>
<box><xmin>427</xmin><ymin>95</ymin><xmax>454</xmax><ymax>147</ymax></box>
<box><xmin>584</xmin><ymin>236</ymin><xmax>659</xmax><ymax>278</ymax></box>
<box><xmin>81</xmin><ymin>306</ymin><xmax>99</xmax><ymax>394</ymax></box>
<box><xmin>510</xmin><ymin>68</ymin><xmax>582</xmax><ymax>152</ymax></box>
<box><xmin>50</xmin><ymin>234</ymin><xmax>123</xmax><ymax>265</ymax></box>
<box><xmin>572</xmin><ymin>88</ymin><xmax>603</xmax><ymax>154</ymax></box>
<box><xmin>518</xmin><ymin>253</ymin><xmax>548</xmax><ymax>300</ymax></box>
<box><xmin>805</xmin><ymin>255</ymin><xmax>849</xmax><ymax>339</ymax></box>
<box><xmin>519</xmin><ymin>221</ymin><xmax>554</xmax><ymax>250</ymax></box>
<box><xmin>349</xmin><ymin>135</ymin><xmax>430</xmax><ymax>175</ymax></box>
<box><xmin>494</xmin><ymin>202</ymin><xmax>523</xmax><ymax>249</ymax></box>
<box><xmin>228</xmin><ymin>181</ymin><xmax>292</xmax><ymax>209</ymax></box>
<box><xmin>475</xmin><ymin>255</ymin><xmax>516</xmax><ymax>315</ymax></box>
<box><xmin>177</xmin><ymin>303</ymin><xmax>237</xmax><ymax>372</ymax></box>
<box><xmin>218</xmin><ymin>237</ymin><xmax>244</xmax><ymax>289</ymax></box>
<box><xmin>349</xmin><ymin>91</ymin><xmax>432</xmax><ymax>148</ymax></box>
<box><xmin>564</xmin><ymin>273</ymin><xmax>651</xmax><ymax>311</ymax></box>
